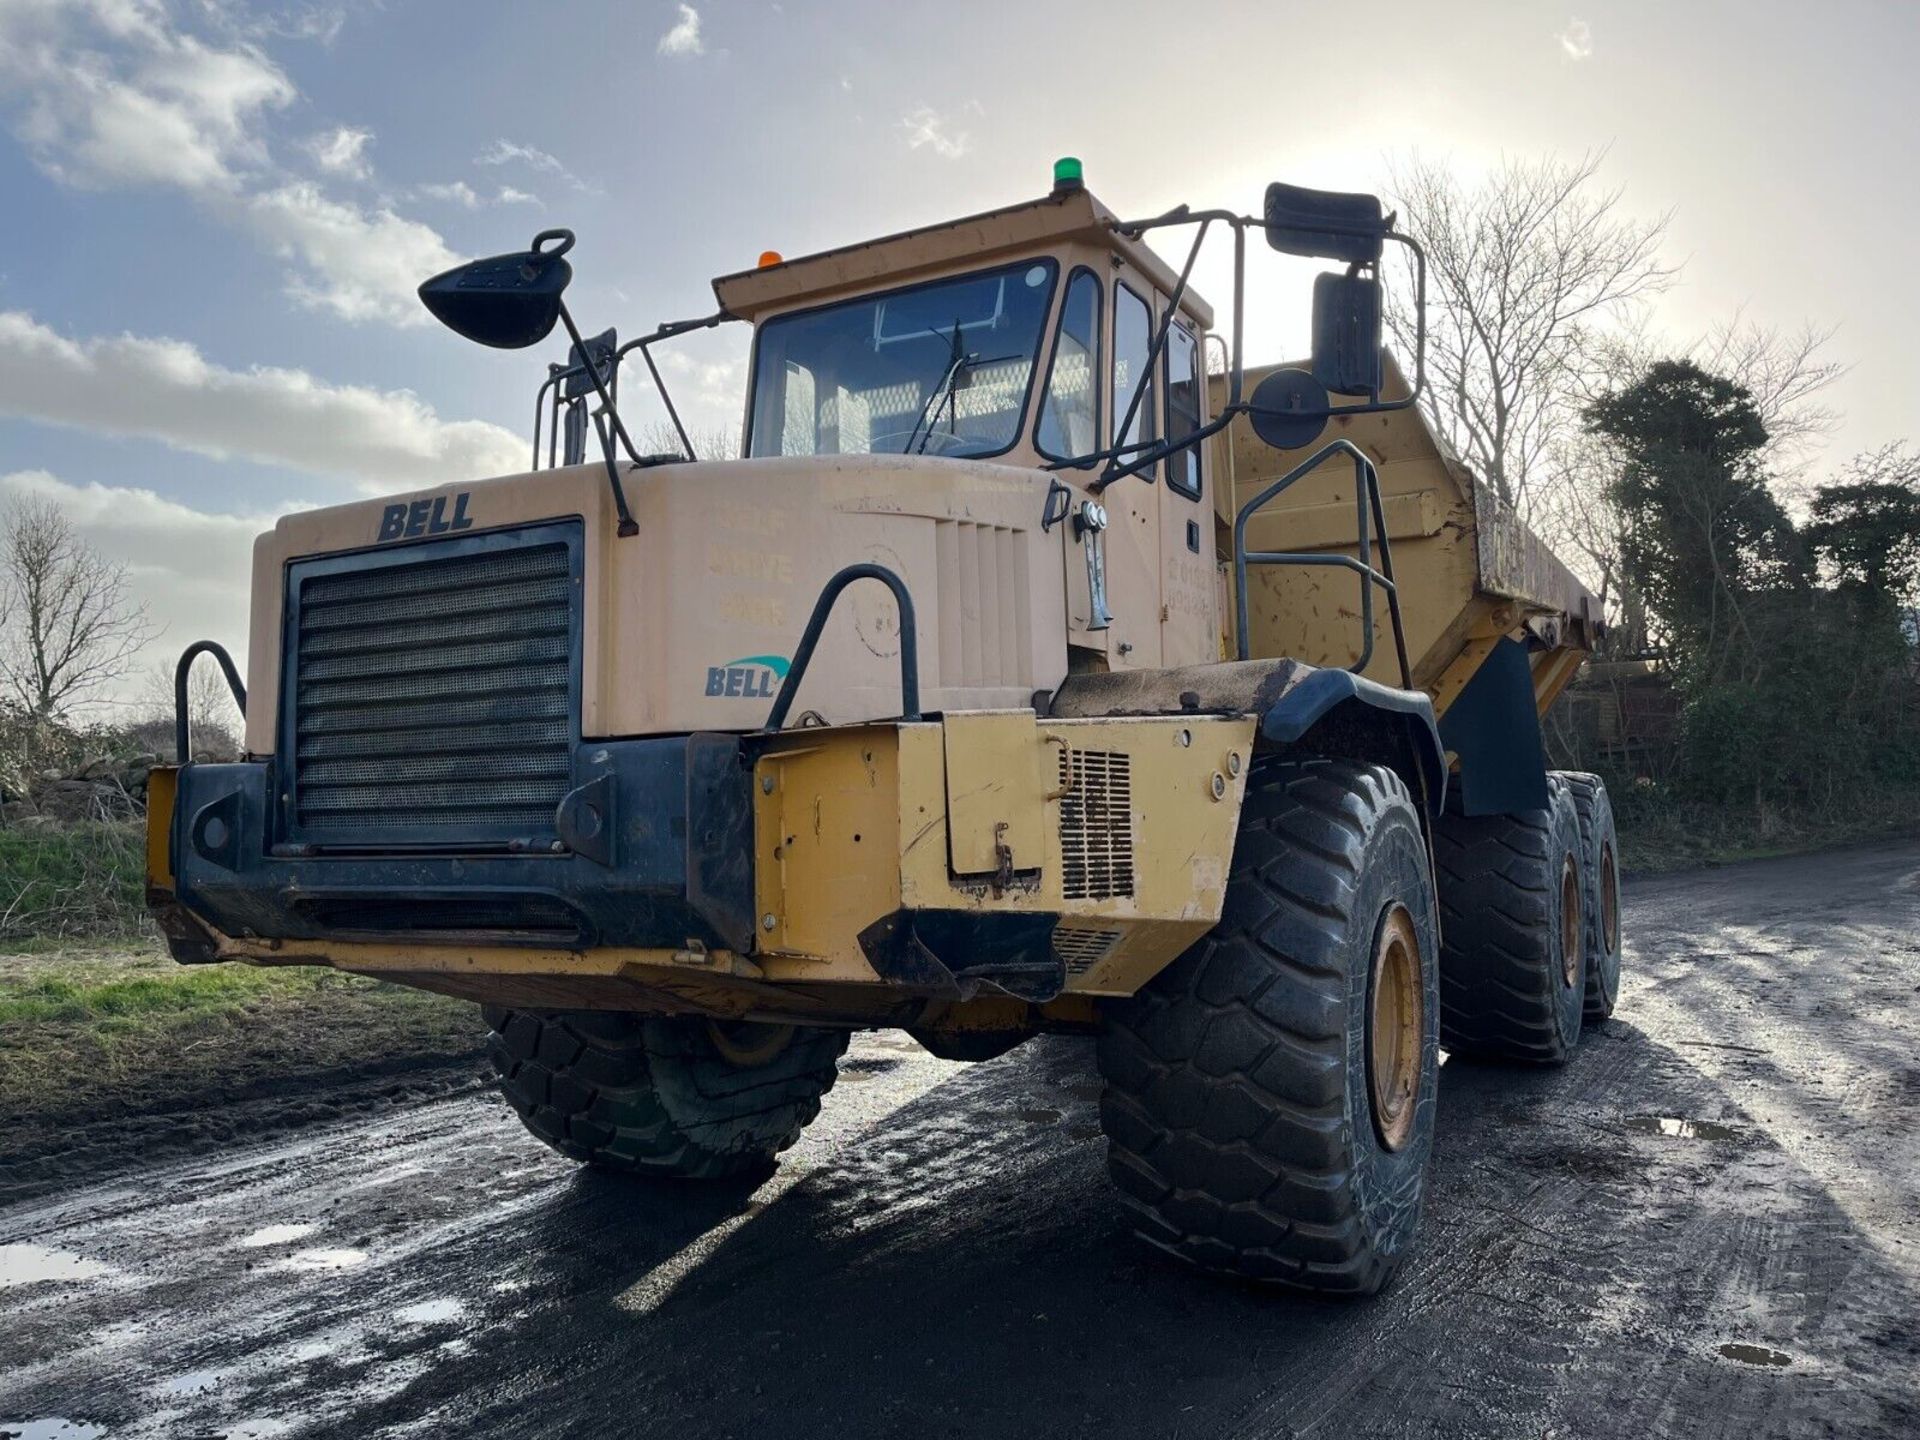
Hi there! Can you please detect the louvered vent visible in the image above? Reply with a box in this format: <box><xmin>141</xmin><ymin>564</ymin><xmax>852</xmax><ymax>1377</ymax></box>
<box><xmin>1054</xmin><ymin>926</ymin><xmax>1121</xmax><ymax>975</ymax></box>
<box><xmin>1057</xmin><ymin>748</ymin><xmax>1134</xmax><ymax>900</ymax></box>
<box><xmin>285</xmin><ymin>528</ymin><xmax>577</xmax><ymax>845</ymax></box>
<box><xmin>933</xmin><ymin>519</ymin><xmax>1032</xmax><ymax>688</ymax></box>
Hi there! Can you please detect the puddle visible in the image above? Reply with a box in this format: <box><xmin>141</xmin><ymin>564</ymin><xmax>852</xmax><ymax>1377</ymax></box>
<box><xmin>0</xmin><ymin>1422</ymin><xmax>108</xmax><ymax>1440</ymax></box>
<box><xmin>1068</xmin><ymin>1125</ymin><xmax>1104</xmax><ymax>1142</ymax></box>
<box><xmin>158</xmin><ymin>1367</ymin><xmax>225</xmax><ymax>1398</ymax></box>
<box><xmin>279</xmin><ymin>1248</ymin><xmax>369</xmax><ymax>1272</ymax></box>
<box><xmin>0</xmin><ymin>1245</ymin><xmax>111</xmax><ymax>1290</ymax></box>
<box><xmin>1059</xmin><ymin>1081</ymin><xmax>1104</xmax><ymax>1102</ymax></box>
<box><xmin>237</xmin><ymin>1223</ymin><xmax>319</xmax><ymax>1249</ymax></box>
<box><xmin>1718</xmin><ymin>1342</ymin><xmax>1793</xmax><ymax>1367</ymax></box>
<box><xmin>1624</xmin><ymin>1116</ymin><xmax>1741</xmax><ymax>1141</ymax></box>
<box><xmin>1015</xmin><ymin>1108</ymin><xmax>1061</xmax><ymax>1126</ymax></box>
<box><xmin>395</xmin><ymin>1298</ymin><xmax>466</xmax><ymax>1326</ymax></box>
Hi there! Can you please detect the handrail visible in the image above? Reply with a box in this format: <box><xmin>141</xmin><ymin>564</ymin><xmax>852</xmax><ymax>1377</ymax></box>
<box><xmin>174</xmin><ymin>640</ymin><xmax>247</xmax><ymax>763</ymax></box>
<box><xmin>1232</xmin><ymin>438</ymin><xmax>1412</xmax><ymax>689</ymax></box>
<box><xmin>763</xmin><ymin>564</ymin><xmax>921</xmax><ymax>731</ymax></box>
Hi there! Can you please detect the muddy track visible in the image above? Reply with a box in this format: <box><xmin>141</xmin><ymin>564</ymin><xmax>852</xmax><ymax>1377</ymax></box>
<box><xmin>3</xmin><ymin>843</ymin><xmax>1918</xmax><ymax>1439</ymax></box>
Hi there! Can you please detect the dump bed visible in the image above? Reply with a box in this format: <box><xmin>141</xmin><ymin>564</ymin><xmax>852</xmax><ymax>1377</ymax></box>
<box><xmin>1210</xmin><ymin>356</ymin><xmax>1604</xmax><ymax>719</ymax></box>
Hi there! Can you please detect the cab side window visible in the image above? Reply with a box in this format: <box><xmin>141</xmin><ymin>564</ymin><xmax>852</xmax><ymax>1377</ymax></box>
<box><xmin>1036</xmin><ymin>268</ymin><xmax>1102</xmax><ymax>464</ymax></box>
<box><xmin>1164</xmin><ymin>323</ymin><xmax>1202</xmax><ymax>499</ymax></box>
<box><xmin>1114</xmin><ymin>283</ymin><xmax>1158</xmax><ymax>468</ymax></box>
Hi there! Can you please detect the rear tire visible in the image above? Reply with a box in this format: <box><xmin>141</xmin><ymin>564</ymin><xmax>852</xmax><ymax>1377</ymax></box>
<box><xmin>1555</xmin><ymin>772</ymin><xmax>1622</xmax><ymax>1021</ymax></box>
<box><xmin>484</xmin><ymin>1009</ymin><xmax>847</xmax><ymax>1178</ymax></box>
<box><xmin>1433</xmin><ymin>780</ymin><xmax>1585</xmax><ymax>1064</ymax></box>
<box><xmin>1095</xmin><ymin>757</ymin><xmax>1440</xmax><ymax>1295</ymax></box>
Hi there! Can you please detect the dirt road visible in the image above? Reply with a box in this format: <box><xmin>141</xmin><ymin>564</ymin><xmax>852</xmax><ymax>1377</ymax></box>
<box><xmin>4</xmin><ymin>843</ymin><xmax>1918</xmax><ymax>1439</ymax></box>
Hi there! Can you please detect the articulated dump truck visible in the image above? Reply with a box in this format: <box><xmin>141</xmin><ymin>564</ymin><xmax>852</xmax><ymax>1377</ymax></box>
<box><xmin>148</xmin><ymin>162</ymin><xmax>1621</xmax><ymax>1295</ymax></box>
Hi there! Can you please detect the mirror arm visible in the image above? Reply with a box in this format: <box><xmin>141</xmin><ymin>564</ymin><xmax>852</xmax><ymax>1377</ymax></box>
<box><xmin>610</xmin><ymin>311</ymin><xmax>735</xmax><ymax>462</ymax></box>
<box><xmin>1096</xmin><ymin>215</ymin><xmax>1215</xmax><ymax>492</ymax></box>
<box><xmin>557</xmin><ymin>303</ymin><xmax>642</xmax><ymax>536</ymax></box>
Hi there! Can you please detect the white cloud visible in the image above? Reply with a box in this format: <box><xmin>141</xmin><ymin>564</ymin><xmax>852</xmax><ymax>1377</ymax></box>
<box><xmin>657</xmin><ymin>4</ymin><xmax>703</xmax><ymax>57</ymax></box>
<box><xmin>0</xmin><ymin>311</ymin><xmax>527</xmax><ymax>491</ymax></box>
<box><xmin>475</xmin><ymin>137</ymin><xmax>597</xmax><ymax>194</ymax></box>
<box><xmin>240</xmin><ymin>183</ymin><xmax>461</xmax><ymax>326</ymax></box>
<box><xmin>304</xmin><ymin>123</ymin><xmax>372</xmax><ymax>180</ymax></box>
<box><xmin>0</xmin><ymin>468</ymin><xmax>285</xmax><ymax>708</ymax></box>
<box><xmin>416</xmin><ymin>179</ymin><xmax>479</xmax><ymax>208</ymax></box>
<box><xmin>0</xmin><ymin>1</ymin><xmax>464</xmax><ymax>328</ymax></box>
<box><xmin>415</xmin><ymin>180</ymin><xmax>541</xmax><ymax>210</ymax></box>
<box><xmin>1559</xmin><ymin>18</ymin><xmax>1593</xmax><ymax>60</ymax></box>
<box><xmin>900</xmin><ymin>106</ymin><xmax>969</xmax><ymax>160</ymax></box>
<box><xmin>0</xmin><ymin>1</ymin><xmax>295</xmax><ymax>192</ymax></box>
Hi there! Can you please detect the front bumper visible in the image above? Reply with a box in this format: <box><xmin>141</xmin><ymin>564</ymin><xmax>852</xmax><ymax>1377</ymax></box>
<box><xmin>149</xmin><ymin>712</ymin><xmax>1259</xmax><ymax>1011</ymax></box>
<box><xmin>156</xmin><ymin>734</ymin><xmax>757</xmax><ymax>956</ymax></box>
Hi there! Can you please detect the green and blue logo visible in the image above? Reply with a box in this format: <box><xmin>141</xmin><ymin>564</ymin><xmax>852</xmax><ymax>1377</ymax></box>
<box><xmin>705</xmin><ymin>654</ymin><xmax>789</xmax><ymax>699</ymax></box>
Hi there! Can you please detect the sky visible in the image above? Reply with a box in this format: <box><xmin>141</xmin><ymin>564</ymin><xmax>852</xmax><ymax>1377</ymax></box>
<box><xmin>1</xmin><ymin>0</ymin><xmax>1916</xmax><ymax>714</ymax></box>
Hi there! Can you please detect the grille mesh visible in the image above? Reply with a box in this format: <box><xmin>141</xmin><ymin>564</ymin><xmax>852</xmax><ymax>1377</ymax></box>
<box><xmin>1054</xmin><ymin>926</ymin><xmax>1121</xmax><ymax>975</ymax></box>
<box><xmin>1057</xmin><ymin>748</ymin><xmax>1134</xmax><ymax>900</ymax></box>
<box><xmin>289</xmin><ymin>536</ymin><xmax>575</xmax><ymax>841</ymax></box>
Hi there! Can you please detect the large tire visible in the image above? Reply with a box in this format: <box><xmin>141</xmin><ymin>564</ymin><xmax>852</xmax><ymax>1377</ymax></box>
<box><xmin>1095</xmin><ymin>757</ymin><xmax>1440</xmax><ymax>1295</ymax></box>
<box><xmin>1433</xmin><ymin>779</ymin><xmax>1585</xmax><ymax>1064</ymax></box>
<box><xmin>1555</xmin><ymin>772</ymin><xmax>1622</xmax><ymax>1021</ymax></box>
<box><xmin>484</xmin><ymin>1009</ymin><xmax>847</xmax><ymax>1178</ymax></box>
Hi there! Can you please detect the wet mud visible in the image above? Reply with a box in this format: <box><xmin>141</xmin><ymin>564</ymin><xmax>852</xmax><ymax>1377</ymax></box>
<box><xmin>4</xmin><ymin>842</ymin><xmax>1919</xmax><ymax>1438</ymax></box>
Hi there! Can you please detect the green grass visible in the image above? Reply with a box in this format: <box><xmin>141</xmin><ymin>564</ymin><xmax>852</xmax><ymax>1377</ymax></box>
<box><xmin>0</xmin><ymin>822</ymin><xmax>147</xmax><ymax>942</ymax></box>
<box><xmin>0</xmin><ymin>940</ymin><xmax>484</xmax><ymax>1178</ymax></box>
<box><xmin>1614</xmin><ymin>783</ymin><xmax>1920</xmax><ymax>874</ymax></box>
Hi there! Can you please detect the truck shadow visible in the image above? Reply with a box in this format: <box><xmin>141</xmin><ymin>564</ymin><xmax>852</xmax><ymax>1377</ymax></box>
<box><xmin>368</xmin><ymin>1024</ymin><xmax>1920</xmax><ymax>1440</ymax></box>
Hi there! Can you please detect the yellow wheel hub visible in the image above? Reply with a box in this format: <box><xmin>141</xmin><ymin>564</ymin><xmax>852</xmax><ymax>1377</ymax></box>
<box><xmin>1367</xmin><ymin>904</ymin><xmax>1423</xmax><ymax>1154</ymax></box>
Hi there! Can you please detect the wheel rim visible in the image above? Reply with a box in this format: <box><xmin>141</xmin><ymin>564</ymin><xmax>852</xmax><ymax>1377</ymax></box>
<box><xmin>1560</xmin><ymin>853</ymin><xmax>1583</xmax><ymax>988</ymax></box>
<box><xmin>1601</xmin><ymin>841</ymin><xmax>1620</xmax><ymax>957</ymax></box>
<box><xmin>705</xmin><ymin>1019</ymin><xmax>794</xmax><ymax>1068</ymax></box>
<box><xmin>1367</xmin><ymin>904</ymin><xmax>1423</xmax><ymax>1154</ymax></box>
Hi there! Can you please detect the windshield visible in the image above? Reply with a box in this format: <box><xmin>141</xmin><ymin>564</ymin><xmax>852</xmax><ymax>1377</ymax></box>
<box><xmin>747</xmin><ymin>260</ymin><xmax>1058</xmax><ymax>459</ymax></box>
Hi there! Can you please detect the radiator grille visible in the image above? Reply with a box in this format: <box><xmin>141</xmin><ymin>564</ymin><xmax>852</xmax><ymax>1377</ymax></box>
<box><xmin>1057</xmin><ymin>748</ymin><xmax>1134</xmax><ymax>900</ymax></box>
<box><xmin>287</xmin><ymin>532</ymin><xmax>577</xmax><ymax>843</ymax></box>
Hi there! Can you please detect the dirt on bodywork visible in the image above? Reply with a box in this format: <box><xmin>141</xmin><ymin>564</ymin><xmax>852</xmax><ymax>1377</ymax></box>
<box><xmin>2</xmin><ymin>843</ymin><xmax>1919</xmax><ymax>1439</ymax></box>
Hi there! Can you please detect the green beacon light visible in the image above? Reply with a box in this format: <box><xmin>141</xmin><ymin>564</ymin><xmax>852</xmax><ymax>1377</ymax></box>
<box><xmin>1051</xmin><ymin>156</ymin><xmax>1084</xmax><ymax>195</ymax></box>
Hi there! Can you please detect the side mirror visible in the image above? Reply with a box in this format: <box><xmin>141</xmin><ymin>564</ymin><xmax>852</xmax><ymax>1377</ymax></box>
<box><xmin>418</xmin><ymin>229</ymin><xmax>575</xmax><ymax>348</ymax></box>
<box><xmin>1264</xmin><ymin>183</ymin><xmax>1387</xmax><ymax>266</ymax></box>
<box><xmin>1311</xmin><ymin>272</ymin><xmax>1383</xmax><ymax>398</ymax></box>
<box><xmin>1248</xmin><ymin>368</ymin><xmax>1331</xmax><ymax>452</ymax></box>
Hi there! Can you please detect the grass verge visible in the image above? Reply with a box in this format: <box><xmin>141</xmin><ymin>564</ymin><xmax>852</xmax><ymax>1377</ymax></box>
<box><xmin>0</xmin><ymin>939</ymin><xmax>486</xmax><ymax>1195</ymax></box>
<box><xmin>1615</xmin><ymin>786</ymin><xmax>1920</xmax><ymax>874</ymax></box>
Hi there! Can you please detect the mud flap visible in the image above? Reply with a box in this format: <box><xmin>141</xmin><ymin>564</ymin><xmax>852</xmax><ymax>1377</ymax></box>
<box><xmin>1437</xmin><ymin>636</ymin><xmax>1549</xmax><ymax>816</ymax></box>
<box><xmin>857</xmin><ymin>909</ymin><xmax>1064</xmax><ymax>1002</ymax></box>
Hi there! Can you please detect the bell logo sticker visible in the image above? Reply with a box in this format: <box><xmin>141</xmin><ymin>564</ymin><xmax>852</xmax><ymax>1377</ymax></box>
<box><xmin>705</xmin><ymin>655</ymin><xmax>789</xmax><ymax>699</ymax></box>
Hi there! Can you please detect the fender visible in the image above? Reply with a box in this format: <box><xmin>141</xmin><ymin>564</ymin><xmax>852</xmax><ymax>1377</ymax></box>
<box><xmin>1258</xmin><ymin>664</ymin><xmax>1448</xmax><ymax>818</ymax></box>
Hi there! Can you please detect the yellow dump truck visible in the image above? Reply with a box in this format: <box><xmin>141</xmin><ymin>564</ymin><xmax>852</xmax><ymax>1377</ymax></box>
<box><xmin>147</xmin><ymin>162</ymin><xmax>1621</xmax><ymax>1295</ymax></box>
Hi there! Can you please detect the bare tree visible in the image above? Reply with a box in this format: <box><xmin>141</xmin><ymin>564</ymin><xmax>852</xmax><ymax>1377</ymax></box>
<box><xmin>136</xmin><ymin>659</ymin><xmax>242</xmax><ymax>760</ymax></box>
<box><xmin>0</xmin><ymin>497</ymin><xmax>157</xmax><ymax>718</ymax></box>
<box><xmin>1386</xmin><ymin>150</ymin><xmax>1677</xmax><ymax>514</ymax></box>
<box><xmin>631</xmin><ymin>420</ymin><xmax>741</xmax><ymax>461</ymax></box>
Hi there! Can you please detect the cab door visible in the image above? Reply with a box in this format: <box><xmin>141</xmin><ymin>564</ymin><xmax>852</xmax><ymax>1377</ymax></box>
<box><xmin>1102</xmin><ymin>271</ymin><xmax>1164</xmax><ymax>669</ymax></box>
<box><xmin>1157</xmin><ymin>317</ymin><xmax>1219</xmax><ymax>666</ymax></box>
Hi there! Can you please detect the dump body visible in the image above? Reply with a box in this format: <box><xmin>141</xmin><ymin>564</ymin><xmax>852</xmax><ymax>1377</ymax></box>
<box><xmin>1213</xmin><ymin>357</ymin><xmax>1602</xmax><ymax>721</ymax></box>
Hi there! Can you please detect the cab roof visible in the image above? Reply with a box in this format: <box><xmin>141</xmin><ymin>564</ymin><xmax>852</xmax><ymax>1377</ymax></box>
<box><xmin>711</xmin><ymin>186</ymin><xmax>1215</xmax><ymax>329</ymax></box>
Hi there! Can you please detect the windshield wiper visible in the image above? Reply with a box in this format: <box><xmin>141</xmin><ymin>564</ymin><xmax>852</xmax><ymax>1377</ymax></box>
<box><xmin>904</xmin><ymin>321</ymin><xmax>1017</xmax><ymax>456</ymax></box>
